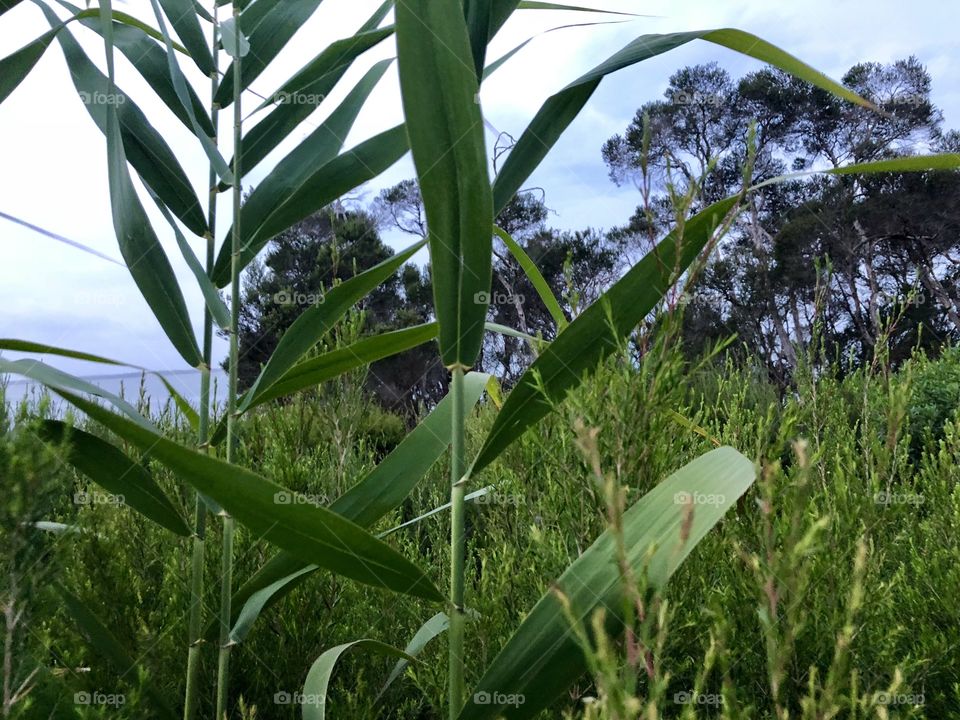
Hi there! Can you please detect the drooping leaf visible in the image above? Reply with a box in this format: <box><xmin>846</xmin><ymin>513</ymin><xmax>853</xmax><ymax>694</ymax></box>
<box><xmin>241</xmin><ymin>240</ymin><xmax>425</xmax><ymax>404</ymax></box>
<box><xmin>303</xmin><ymin>640</ymin><xmax>414</xmax><ymax>720</ymax></box>
<box><xmin>750</xmin><ymin>152</ymin><xmax>960</xmax><ymax>190</ymax></box>
<box><xmin>0</xmin><ymin>357</ymin><xmax>154</xmax><ymax>430</ymax></box>
<box><xmin>211</xmin><ymin>125</ymin><xmax>410</xmax><ymax>286</ymax></box>
<box><xmin>494</xmin><ymin>226</ymin><xmax>566</xmax><ymax>329</ymax></box>
<box><xmin>56</xmin><ymin>583</ymin><xmax>179</xmax><ymax>719</ymax></box>
<box><xmin>492</xmin><ymin>28</ymin><xmax>873</xmax><ymax>214</ymax></box>
<box><xmin>229</xmin><ymin>565</ymin><xmax>314</xmax><ymax>643</ymax></box>
<box><xmin>66</xmin><ymin>2</ymin><xmax>215</xmax><ymax>136</ymax></box>
<box><xmin>222</xmin><ymin>59</ymin><xmax>392</xmax><ymax>268</ymax></box>
<box><xmin>156</xmin><ymin>0</ymin><xmax>214</xmax><ymax>74</ymax></box>
<box><xmin>379</xmin><ymin>612</ymin><xmax>450</xmax><ymax>697</ymax></box>
<box><xmin>241</xmin><ymin>322</ymin><xmax>439</xmax><ymax>411</ymax></box>
<box><xmin>214</xmin><ymin>0</ymin><xmax>324</xmax><ymax>106</ymax></box>
<box><xmin>37</xmin><ymin>2</ymin><xmax>207</xmax><ymax>235</ymax></box>
<box><xmin>39</xmin><ymin>420</ymin><xmax>191</xmax><ymax>536</ymax></box>
<box><xmin>238</xmin><ymin>0</ymin><xmax>393</xmax><ymax>174</ymax></box>
<box><xmin>396</xmin><ymin>0</ymin><xmax>494</xmax><ymax>368</ymax></box>
<box><xmin>472</xmin><ymin>195</ymin><xmax>740</xmax><ymax>474</ymax></box>
<box><xmin>218</xmin><ymin>15</ymin><xmax>248</xmax><ymax>58</ymax></box>
<box><xmin>214</xmin><ymin>373</ymin><xmax>489</xmax><ymax>639</ymax></box>
<box><xmin>458</xmin><ymin>446</ymin><xmax>755</xmax><ymax>720</ymax></box>
<box><xmin>148</xmin><ymin>0</ymin><xmax>233</xmax><ymax>183</ymax></box>
<box><xmin>50</xmin><ymin>388</ymin><xmax>444</xmax><ymax>602</ymax></box>
<box><xmin>517</xmin><ymin>1</ymin><xmax>642</xmax><ymax>14</ymax></box>
<box><xmin>0</xmin><ymin>24</ymin><xmax>62</xmax><ymax>104</ymax></box>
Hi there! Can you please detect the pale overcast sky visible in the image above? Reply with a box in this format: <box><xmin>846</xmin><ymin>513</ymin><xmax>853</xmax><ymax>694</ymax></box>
<box><xmin>1</xmin><ymin>0</ymin><xmax>958</xmax><ymax>382</ymax></box>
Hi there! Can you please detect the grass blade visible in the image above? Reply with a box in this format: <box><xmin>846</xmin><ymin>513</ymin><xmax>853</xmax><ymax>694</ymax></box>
<box><xmin>36</xmin><ymin>2</ymin><xmax>207</xmax><ymax>235</ymax></box>
<box><xmin>39</xmin><ymin>420</ymin><xmax>191</xmax><ymax>536</ymax></box>
<box><xmin>241</xmin><ymin>240</ymin><xmax>425</xmax><ymax>404</ymax></box>
<box><xmin>493</xmin><ymin>28</ymin><xmax>873</xmax><ymax>214</ymax></box>
<box><xmin>396</xmin><ymin>0</ymin><xmax>494</xmax><ymax>369</ymax></box>
<box><xmin>303</xmin><ymin>641</ymin><xmax>415</xmax><ymax>720</ymax></box>
<box><xmin>458</xmin><ymin>447</ymin><xmax>755</xmax><ymax>720</ymax></box>
<box><xmin>214</xmin><ymin>372</ymin><xmax>489</xmax><ymax>640</ymax></box>
<box><xmin>48</xmin><ymin>388</ymin><xmax>445</xmax><ymax>602</ymax></box>
<box><xmin>379</xmin><ymin>612</ymin><xmax>450</xmax><ymax>697</ymax></box>
<box><xmin>56</xmin><ymin>584</ymin><xmax>179</xmax><ymax>719</ymax></box>
<box><xmin>156</xmin><ymin>0</ymin><xmax>214</xmax><ymax>75</ymax></box>
<box><xmin>494</xmin><ymin>226</ymin><xmax>566</xmax><ymax>329</ymax></box>
<box><xmin>241</xmin><ymin>322</ymin><xmax>439</xmax><ymax>411</ymax></box>
<box><xmin>211</xmin><ymin>125</ymin><xmax>410</xmax><ymax>286</ymax></box>
<box><xmin>472</xmin><ymin>195</ymin><xmax>739</xmax><ymax>474</ymax></box>
<box><xmin>214</xmin><ymin>0</ymin><xmax>325</xmax><ymax>107</ymax></box>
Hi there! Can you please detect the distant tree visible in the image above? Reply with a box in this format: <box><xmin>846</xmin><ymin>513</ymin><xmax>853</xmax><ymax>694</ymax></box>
<box><xmin>231</xmin><ymin>206</ymin><xmax>444</xmax><ymax>413</ymax></box>
<box><xmin>603</xmin><ymin>58</ymin><xmax>959</xmax><ymax>381</ymax></box>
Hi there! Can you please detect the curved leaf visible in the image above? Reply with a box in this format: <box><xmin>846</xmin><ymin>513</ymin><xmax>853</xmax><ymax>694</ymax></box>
<box><xmin>380</xmin><ymin>612</ymin><xmax>449</xmax><ymax>697</ymax></box>
<box><xmin>492</xmin><ymin>28</ymin><xmax>873</xmax><ymax>214</ymax></box>
<box><xmin>494</xmin><ymin>226</ymin><xmax>566</xmax><ymax>329</ymax></box>
<box><xmin>396</xmin><ymin>0</ymin><xmax>493</xmax><ymax>368</ymax></box>
<box><xmin>242</xmin><ymin>321</ymin><xmax>439</xmax><ymax>411</ymax></box>
<box><xmin>458</xmin><ymin>446</ymin><xmax>755</xmax><ymax>720</ymax></box>
<box><xmin>229</xmin><ymin>565</ymin><xmax>314</xmax><ymax>643</ymax></box>
<box><xmin>67</xmin><ymin>5</ymin><xmax>214</xmax><ymax>136</ymax></box>
<box><xmin>156</xmin><ymin>0</ymin><xmax>213</xmax><ymax>75</ymax></box>
<box><xmin>57</xmin><ymin>584</ymin><xmax>178</xmax><ymax>719</ymax></box>
<box><xmin>50</xmin><ymin>388</ymin><xmax>444</xmax><ymax>603</ymax></box>
<box><xmin>472</xmin><ymin>195</ymin><xmax>740</xmax><ymax>474</ymax></box>
<box><xmin>303</xmin><ymin>640</ymin><xmax>414</xmax><ymax>720</ymax></box>
<box><xmin>215</xmin><ymin>372</ymin><xmax>490</xmax><ymax>639</ymax></box>
<box><xmin>212</xmin><ymin>125</ymin><xmax>410</xmax><ymax>285</ymax></box>
<box><xmin>40</xmin><ymin>420</ymin><xmax>191</xmax><ymax>536</ymax></box>
<box><xmin>224</xmin><ymin>59</ymin><xmax>392</xmax><ymax>262</ymax></box>
<box><xmin>241</xmin><ymin>240</ymin><xmax>425</xmax><ymax>404</ymax></box>
<box><xmin>37</xmin><ymin>2</ymin><xmax>208</xmax><ymax>235</ymax></box>
<box><xmin>0</xmin><ymin>357</ymin><xmax>154</xmax><ymax>430</ymax></box>
<box><xmin>214</xmin><ymin>0</ymin><xmax>325</xmax><ymax>107</ymax></box>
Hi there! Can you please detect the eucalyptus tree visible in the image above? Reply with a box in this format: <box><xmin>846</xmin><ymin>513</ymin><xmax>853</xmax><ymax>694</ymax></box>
<box><xmin>0</xmin><ymin>1</ymin><xmax>958</xmax><ymax>719</ymax></box>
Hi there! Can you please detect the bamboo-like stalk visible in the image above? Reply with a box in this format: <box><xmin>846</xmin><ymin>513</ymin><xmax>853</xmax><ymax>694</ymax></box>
<box><xmin>215</xmin><ymin>4</ymin><xmax>243</xmax><ymax>717</ymax></box>
<box><xmin>182</xmin><ymin>4</ymin><xmax>220</xmax><ymax>718</ymax></box>
<box><xmin>448</xmin><ymin>366</ymin><xmax>467</xmax><ymax>719</ymax></box>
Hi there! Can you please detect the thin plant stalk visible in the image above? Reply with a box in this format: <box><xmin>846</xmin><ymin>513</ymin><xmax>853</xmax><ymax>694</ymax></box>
<box><xmin>448</xmin><ymin>366</ymin><xmax>467</xmax><ymax>718</ymax></box>
<box><xmin>215</xmin><ymin>3</ymin><xmax>243</xmax><ymax>717</ymax></box>
<box><xmin>183</xmin><ymin>4</ymin><xmax>220</xmax><ymax>718</ymax></box>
